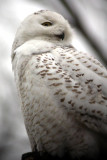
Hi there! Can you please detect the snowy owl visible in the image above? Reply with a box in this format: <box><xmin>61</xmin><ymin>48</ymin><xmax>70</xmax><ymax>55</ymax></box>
<box><xmin>12</xmin><ymin>10</ymin><xmax>107</xmax><ymax>159</ymax></box>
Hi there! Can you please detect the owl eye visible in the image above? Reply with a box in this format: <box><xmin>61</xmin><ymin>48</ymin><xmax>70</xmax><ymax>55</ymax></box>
<box><xmin>41</xmin><ymin>22</ymin><xmax>52</xmax><ymax>26</ymax></box>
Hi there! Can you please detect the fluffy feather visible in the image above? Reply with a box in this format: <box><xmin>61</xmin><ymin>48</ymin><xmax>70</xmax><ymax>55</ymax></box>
<box><xmin>12</xmin><ymin>10</ymin><xmax>107</xmax><ymax>159</ymax></box>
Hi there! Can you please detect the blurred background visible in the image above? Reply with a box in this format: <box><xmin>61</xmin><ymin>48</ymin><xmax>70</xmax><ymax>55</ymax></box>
<box><xmin>0</xmin><ymin>0</ymin><xmax>107</xmax><ymax>160</ymax></box>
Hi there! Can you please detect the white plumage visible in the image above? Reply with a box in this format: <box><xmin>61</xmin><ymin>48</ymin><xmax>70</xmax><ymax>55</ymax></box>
<box><xmin>12</xmin><ymin>10</ymin><xmax>107</xmax><ymax>159</ymax></box>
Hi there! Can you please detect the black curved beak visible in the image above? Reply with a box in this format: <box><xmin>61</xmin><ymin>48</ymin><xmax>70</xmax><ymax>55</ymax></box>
<box><xmin>55</xmin><ymin>32</ymin><xmax>65</xmax><ymax>40</ymax></box>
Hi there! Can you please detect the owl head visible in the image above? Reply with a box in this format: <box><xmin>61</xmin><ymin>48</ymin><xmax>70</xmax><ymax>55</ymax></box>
<box><xmin>12</xmin><ymin>10</ymin><xmax>73</xmax><ymax>54</ymax></box>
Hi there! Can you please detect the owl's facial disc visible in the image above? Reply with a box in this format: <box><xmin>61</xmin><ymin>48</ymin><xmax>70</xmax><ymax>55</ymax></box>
<box><xmin>41</xmin><ymin>20</ymin><xmax>65</xmax><ymax>40</ymax></box>
<box><xmin>12</xmin><ymin>10</ymin><xmax>73</xmax><ymax>53</ymax></box>
<box><xmin>40</xmin><ymin>20</ymin><xmax>65</xmax><ymax>41</ymax></box>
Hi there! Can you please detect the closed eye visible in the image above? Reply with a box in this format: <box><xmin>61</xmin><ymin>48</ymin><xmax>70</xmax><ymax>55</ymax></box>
<box><xmin>41</xmin><ymin>21</ymin><xmax>53</xmax><ymax>26</ymax></box>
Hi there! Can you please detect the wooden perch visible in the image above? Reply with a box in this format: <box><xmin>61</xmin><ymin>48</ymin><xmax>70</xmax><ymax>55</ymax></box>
<box><xmin>21</xmin><ymin>150</ymin><xmax>71</xmax><ymax>160</ymax></box>
<box><xmin>21</xmin><ymin>150</ymin><xmax>107</xmax><ymax>160</ymax></box>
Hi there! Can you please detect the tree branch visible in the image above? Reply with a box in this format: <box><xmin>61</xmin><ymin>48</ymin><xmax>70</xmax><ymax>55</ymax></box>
<box><xmin>60</xmin><ymin>0</ymin><xmax>107</xmax><ymax>67</ymax></box>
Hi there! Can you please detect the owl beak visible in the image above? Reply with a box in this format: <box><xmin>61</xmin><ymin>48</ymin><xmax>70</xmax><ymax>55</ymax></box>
<box><xmin>55</xmin><ymin>32</ymin><xmax>65</xmax><ymax>40</ymax></box>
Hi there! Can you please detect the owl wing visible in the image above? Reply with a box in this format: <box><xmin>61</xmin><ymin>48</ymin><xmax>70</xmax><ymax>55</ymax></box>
<box><xmin>17</xmin><ymin>45</ymin><xmax>107</xmax><ymax>135</ymax></box>
<box><xmin>50</xmin><ymin>46</ymin><xmax>107</xmax><ymax>134</ymax></box>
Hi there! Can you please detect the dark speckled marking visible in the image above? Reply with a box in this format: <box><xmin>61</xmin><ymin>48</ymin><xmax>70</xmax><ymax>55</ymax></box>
<box><xmin>54</xmin><ymin>89</ymin><xmax>62</xmax><ymax>95</ymax></box>
<box><xmin>47</xmin><ymin>73</ymin><xmax>53</xmax><ymax>76</ymax></box>
<box><xmin>79</xmin><ymin>106</ymin><xmax>83</xmax><ymax>110</ymax></box>
<box><xmin>49</xmin><ymin>83</ymin><xmax>63</xmax><ymax>87</ymax></box>
<box><xmin>102</xmin><ymin>96</ymin><xmax>107</xmax><ymax>100</ymax></box>
<box><xmin>48</xmin><ymin>78</ymin><xmax>59</xmax><ymax>80</ymax></box>
<box><xmin>68</xmin><ymin>100</ymin><xmax>72</xmax><ymax>104</ymax></box>
<box><xmin>66</xmin><ymin>86</ymin><xmax>72</xmax><ymax>89</ymax></box>
<box><xmin>60</xmin><ymin>98</ymin><xmax>65</xmax><ymax>102</ymax></box>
